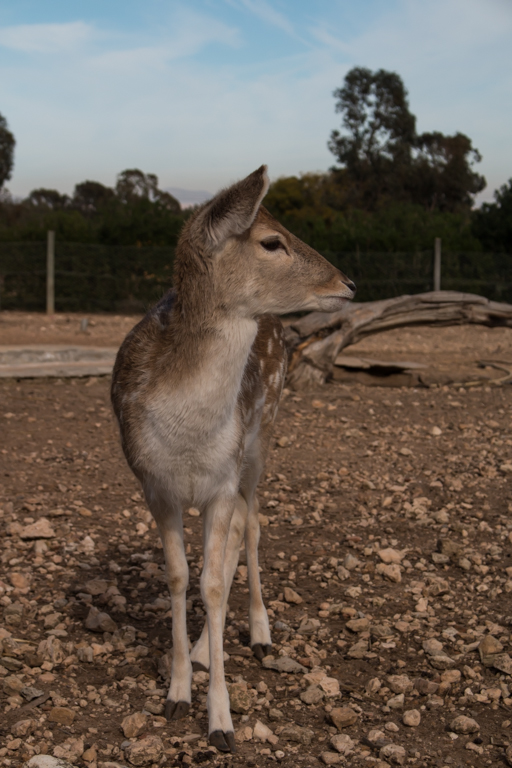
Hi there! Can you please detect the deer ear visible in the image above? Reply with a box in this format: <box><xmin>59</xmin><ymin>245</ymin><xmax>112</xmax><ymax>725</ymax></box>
<box><xmin>199</xmin><ymin>166</ymin><xmax>269</xmax><ymax>250</ymax></box>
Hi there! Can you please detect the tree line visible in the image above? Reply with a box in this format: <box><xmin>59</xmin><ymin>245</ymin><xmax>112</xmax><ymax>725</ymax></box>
<box><xmin>0</xmin><ymin>67</ymin><xmax>510</xmax><ymax>254</ymax></box>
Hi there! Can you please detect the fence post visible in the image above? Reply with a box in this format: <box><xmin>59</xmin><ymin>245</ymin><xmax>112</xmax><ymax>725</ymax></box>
<box><xmin>46</xmin><ymin>230</ymin><xmax>55</xmax><ymax>314</ymax></box>
<box><xmin>434</xmin><ymin>237</ymin><xmax>441</xmax><ymax>292</ymax></box>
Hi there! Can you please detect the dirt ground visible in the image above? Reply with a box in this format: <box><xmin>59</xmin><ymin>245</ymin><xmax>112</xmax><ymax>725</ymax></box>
<box><xmin>2</xmin><ymin>313</ymin><xmax>512</xmax><ymax>768</ymax></box>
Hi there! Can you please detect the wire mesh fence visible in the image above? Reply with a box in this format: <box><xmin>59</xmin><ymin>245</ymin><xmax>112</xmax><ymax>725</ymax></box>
<box><xmin>0</xmin><ymin>241</ymin><xmax>511</xmax><ymax>312</ymax></box>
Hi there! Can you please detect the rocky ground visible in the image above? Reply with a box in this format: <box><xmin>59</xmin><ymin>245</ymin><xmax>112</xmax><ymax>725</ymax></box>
<box><xmin>1</xmin><ymin>317</ymin><xmax>512</xmax><ymax>768</ymax></box>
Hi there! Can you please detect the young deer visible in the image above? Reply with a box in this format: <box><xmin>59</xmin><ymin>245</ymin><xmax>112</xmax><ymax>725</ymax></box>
<box><xmin>111</xmin><ymin>166</ymin><xmax>355</xmax><ymax>752</ymax></box>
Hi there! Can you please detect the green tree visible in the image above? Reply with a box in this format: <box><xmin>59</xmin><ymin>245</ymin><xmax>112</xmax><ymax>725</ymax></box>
<box><xmin>473</xmin><ymin>179</ymin><xmax>512</xmax><ymax>253</ymax></box>
<box><xmin>27</xmin><ymin>188</ymin><xmax>69</xmax><ymax>209</ymax></box>
<box><xmin>115</xmin><ymin>169</ymin><xmax>180</xmax><ymax>213</ymax></box>
<box><xmin>72</xmin><ymin>180</ymin><xmax>115</xmax><ymax>215</ymax></box>
<box><xmin>0</xmin><ymin>112</ymin><xmax>15</xmax><ymax>189</ymax></box>
<box><xmin>328</xmin><ymin>67</ymin><xmax>416</xmax><ymax>207</ymax></box>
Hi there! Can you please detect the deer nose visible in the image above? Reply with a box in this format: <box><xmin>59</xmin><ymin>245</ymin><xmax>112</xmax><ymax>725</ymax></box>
<box><xmin>345</xmin><ymin>279</ymin><xmax>356</xmax><ymax>294</ymax></box>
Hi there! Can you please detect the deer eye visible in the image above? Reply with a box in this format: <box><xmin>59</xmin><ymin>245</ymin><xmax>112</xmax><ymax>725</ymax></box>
<box><xmin>261</xmin><ymin>239</ymin><xmax>282</xmax><ymax>252</ymax></box>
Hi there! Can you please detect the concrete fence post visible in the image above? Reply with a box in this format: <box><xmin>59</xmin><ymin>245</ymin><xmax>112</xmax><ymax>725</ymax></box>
<box><xmin>434</xmin><ymin>237</ymin><xmax>441</xmax><ymax>292</ymax></box>
<box><xmin>46</xmin><ymin>230</ymin><xmax>55</xmax><ymax>314</ymax></box>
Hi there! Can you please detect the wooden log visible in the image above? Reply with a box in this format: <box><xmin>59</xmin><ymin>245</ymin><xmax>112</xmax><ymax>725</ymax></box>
<box><xmin>286</xmin><ymin>291</ymin><xmax>512</xmax><ymax>390</ymax></box>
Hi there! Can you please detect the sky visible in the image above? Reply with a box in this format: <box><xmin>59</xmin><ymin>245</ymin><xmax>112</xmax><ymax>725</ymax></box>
<box><xmin>0</xmin><ymin>0</ymin><xmax>511</xmax><ymax>205</ymax></box>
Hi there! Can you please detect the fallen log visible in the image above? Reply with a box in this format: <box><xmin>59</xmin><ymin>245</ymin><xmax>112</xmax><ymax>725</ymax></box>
<box><xmin>285</xmin><ymin>291</ymin><xmax>512</xmax><ymax>390</ymax></box>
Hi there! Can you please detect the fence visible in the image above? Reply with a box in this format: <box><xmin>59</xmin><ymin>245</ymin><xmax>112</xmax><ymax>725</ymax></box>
<box><xmin>0</xmin><ymin>240</ymin><xmax>512</xmax><ymax>312</ymax></box>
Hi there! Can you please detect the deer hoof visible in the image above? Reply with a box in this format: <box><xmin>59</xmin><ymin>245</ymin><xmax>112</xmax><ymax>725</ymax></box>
<box><xmin>192</xmin><ymin>661</ymin><xmax>209</xmax><ymax>673</ymax></box>
<box><xmin>165</xmin><ymin>700</ymin><xmax>190</xmax><ymax>721</ymax></box>
<box><xmin>252</xmin><ymin>643</ymin><xmax>272</xmax><ymax>662</ymax></box>
<box><xmin>209</xmin><ymin>730</ymin><xmax>236</xmax><ymax>753</ymax></box>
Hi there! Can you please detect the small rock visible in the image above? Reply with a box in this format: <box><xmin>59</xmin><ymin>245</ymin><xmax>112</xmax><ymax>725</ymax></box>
<box><xmin>253</xmin><ymin>719</ymin><xmax>278</xmax><ymax>745</ymax></box>
<box><xmin>319</xmin><ymin>677</ymin><xmax>340</xmax><ymax>697</ymax></box>
<box><xmin>376</xmin><ymin>563</ymin><xmax>402</xmax><ymax>583</ymax></box>
<box><xmin>21</xmin><ymin>686</ymin><xmax>45</xmax><ymax>701</ymax></box>
<box><xmin>450</xmin><ymin>715</ymin><xmax>480</xmax><ymax>734</ymax></box>
<box><xmin>280</xmin><ymin>724</ymin><xmax>314</xmax><ymax>745</ymax></box>
<box><xmin>10</xmin><ymin>573</ymin><xmax>31</xmax><ymax>589</ymax></box>
<box><xmin>124</xmin><ymin>735</ymin><xmax>164</xmax><ymax>766</ymax></box>
<box><xmin>23</xmin><ymin>757</ymin><xmax>75</xmax><ymax>768</ymax></box>
<box><xmin>53</xmin><ymin>738</ymin><xmax>84</xmax><ymax>761</ymax></box>
<box><xmin>262</xmin><ymin>656</ymin><xmax>306</xmax><ymax>674</ymax></box>
<box><xmin>366</xmin><ymin>729</ymin><xmax>389</xmax><ymax>747</ymax></box>
<box><xmin>84</xmin><ymin>579</ymin><xmax>110</xmax><ymax>596</ymax></box>
<box><xmin>297</xmin><ymin>617</ymin><xmax>321</xmax><ymax>635</ymax></box>
<box><xmin>378</xmin><ymin>548</ymin><xmax>404</xmax><ymax>564</ymax></box>
<box><xmin>431</xmin><ymin>426</ymin><xmax>442</xmax><ymax>436</ymax></box>
<box><xmin>330</xmin><ymin>734</ymin><xmax>354</xmax><ymax>755</ymax></box>
<box><xmin>479</xmin><ymin>634</ymin><xmax>504</xmax><ymax>661</ymax></box>
<box><xmin>3</xmin><ymin>675</ymin><xmax>24</xmax><ymax>696</ymax></box>
<box><xmin>403</xmin><ymin>709</ymin><xmax>421</xmax><ymax>726</ymax></box>
<box><xmin>345</xmin><ymin>617</ymin><xmax>370</xmax><ymax>633</ymax></box>
<box><xmin>387</xmin><ymin>675</ymin><xmax>413</xmax><ymax>694</ymax></box>
<box><xmin>441</xmin><ymin>670</ymin><xmax>461</xmax><ymax>684</ymax></box>
<box><xmin>11</xmin><ymin>719</ymin><xmax>34</xmax><ymax>737</ymax></box>
<box><xmin>387</xmin><ymin>693</ymin><xmax>404</xmax><ymax>709</ymax></box>
<box><xmin>505</xmin><ymin>745</ymin><xmax>512</xmax><ymax>766</ymax></box>
<box><xmin>344</xmin><ymin>554</ymin><xmax>360</xmax><ymax>570</ymax></box>
<box><xmin>228</xmin><ymin>681</ymin><xmax>252</xmax><ymax>713</ymax></box>
<box><xmin>347</xmin><ymin>638</ymin><xmax>368</xmax><ymax>658</ymax></box>
<box><xmin>422</xmin><ymin>638</ymin><xmax>443</xmax><ymax>656</ymax></box>
<box><xmin>84</xmin><ymin>606</ymin><xmax>117</xmax><ymax>633</ymax></box>
<box><xmin>300</xmin><ymin>685</ymin><xmax>324</xmax><ymax>705</ymax></box>
<box><xmin>379</xmin><ymin>744</ymin><xmax>406</xmax><ymax>765</ymax></box>
<box><xmin>492</xmin><ymin>653</ymin><xmax>512</xmax><ymax>675</ymax></box>
<box><xmin>283</xmin><ymin>587</ymin><xmax>303</xmax><ymax>604</ymax></box>
<box><xmin>121</xmin><ymin>712</ymin><xmax>149</xmax><ymax>738</ymax></box>
<box><xmin>320</xmin><ymin>752</ymin><xmax>341</xmax><ymax>765</ymax></box>
<box><xmin>19</xmin><ymin>518</ymin><xmax>55</xmax><ymax>539</ymax></box>
<box><xmin>429</xmin><ymin>654</ymin><xmax>455</xmax><ymax>670</ymax></box>
<box><xmin>48</xmin><ymin>707</ymin><xmax>76</xmax><ymax>726</ymax></box>
<box><xmin>330</xmin><ymin>706</ymin><xmax>358</xmax><ymax>729</ymax></box>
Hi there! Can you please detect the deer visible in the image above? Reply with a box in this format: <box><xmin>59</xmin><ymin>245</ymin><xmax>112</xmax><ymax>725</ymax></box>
<box><xmin>111</xmin><ymin>166</ymin><xmax>355</xmax><ymax>753</ymax></box>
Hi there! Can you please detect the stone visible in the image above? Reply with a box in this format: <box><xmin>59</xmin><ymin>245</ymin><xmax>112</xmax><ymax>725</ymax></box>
<box><xmin>387</xmin><ymin>693</ymin><xmax>404</xmax><ymax>709</ymax></box>
<box><xmin>319</xmin><ymin>676</ymin><xmax>340</xmax><ymax>697</ymax></box>
<box><xmin>228</xmin><ymin>681</ymin><xmax>252</xmax><ymax>713</ymax></box>
<box><xmin>11</xmin><ymin>719</ymin><xmax>34</xmax><ymax>737</ymax></box>
<box><xmin>21</xmin><ymin>686</ymin><xmax>45</xmax><ymax>701</ymax></box>
<box><xmin>253</xmin><ymin>720</ymin><xmax>278</xmax><ymax>745</ymax></box>
<box><xmin>403</xmin><ymin>709</ymin><xmax>421</xmax><ymax>726</ymax></box>
<box><xmin>345</xmin><ymin>617</ymin><xmax>370</xmax><ymax>633</ymax></box>
<box><xmin>280</xmin><ymin>724</ymin><xmax>314</xmax><ymax>745</ymax></box>
<box><xmin>84</xmin><ymin>579</ymin><xmax>110</xmax><ymax>596</ymax></box>
<box><xmin>48</xmin><ymin>707</ymin><xmax>76</xmax><ymax>726</ymax></box>
<box><xmin>3</xmin><ymin>675</ymin><xmax>24</xmax><ymax>696</ymax></box>
<box><xmin>124</xmin><ymin>735</ymin><xmax>164</xmax><ymax>766</ymax></box>
<box><xmin>376</xmin><ymin>563</ymin><xmax>402</xmax><ymax>583</ymax></box>
<box><xmin>479</xmin><ymin>634</ymin><xmax>503</xmax><ymax>664</ymax></box>
<box><xmin>347</xmin><ymin>639</ymin><xmax>368</xmax><ymax>658</ymax></box>
<box><xmin>378</xmin><ymin>548</ymin><xmax>404</xmax><ymax>564</ymax></box>
<box><xmin>121</xmin><ymin>712</ymin><xmax>149</xmax><ymax>738</ymax></box>
<box><xmin>330</xmin><ymin>734</ymin><xmax>354</xmax><ymax>755</ymax></box>
<box><xmin>379</xmin><ymin>744</ymin><xmax>406</xmax><ymax>765</ymax></box>
<box><xmin>330</xmin><ymin>706</ymin><xmax>358</xmax><ymax>729</ymax></box>
<box><xmin>10</xmin><ymin>573</ymin><xmax>31</xmax><ymax>589</ymax></box>
<box><xmin>429</xmin><ymin>654</ymin><xmax>455</xmax><ymax>670</ymax></box>
<box><xmin>505</xmin><ymin>745</ymin><xmax>512</xmax><ymax>767</ymax></box>
<box><xmin>450</xmin><ymin>715</ymin><xmax>480</xmax><ymax>734</ymax></box>
<box><xmin>422</xmin><ymin>638</ymin><xmax>443</xmax><ymax>656</ymax></box>
<box><xmin>320</xmin><ymin>752</ymin><xmax>341</xmax><ymax>765</ymax></box>
<box><xmin>492</xmin><ymin>653</ymin><xmax>512</xmax><ymax>675</ymax></box>
<box><xmin>23</xmin><ymin>757</ymin><xmax>75</xmax><ymax>768</ymax></box>
<box><xmin>38</xmin><ymin>636</ymin><xmax>64</xmax><ymax>664</ymax></box>
<box><xmin>84</xmin><ymin>606</ymin><xmax>117</xmax><ymax>633</ymax></box>
<box><xmin>53</xmin><ymin>738</ymin><xmax>84</xmax><ymax>761</ymax></box>
<box><xmin>19</xmin><ymin>518</ymin><xmax>55</xmax><ymax>539</ymax></box>
<box><xmin>441</xmin><ymin>670</ymin><xmax>461</xmax><ymax>684</ymax></box>
<box><xmin>387</xmin><ymin>675</ymin><xmax>413</xmax><ymax>694</ymax></box>
<box><xmin>297</xmin><ymin>617</ymin><xmax>321</xmax><ymax>635</ymax></box>
<box><xmin>283</xmin><ymin>587</ymin><xmax>303</xmax><ymax>604</ymax></box>
<box><xmin>300</xmin><ymin>685</ymin><xmax>324</xmax><ymax>704</ymax></box>
<box><xmin>262</xmin><ymin>656</ymin><xmax>307</xmax><ymax>674</ymax></box>
<box><xmin>344</xmin><ymin>554</ymin><xmax>360</xmax><ymax>570</ymax></box>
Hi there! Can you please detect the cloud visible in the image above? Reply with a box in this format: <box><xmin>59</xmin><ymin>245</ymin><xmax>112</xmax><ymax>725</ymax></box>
<box><xmin>235</xmin><ymin>0</ymin><xmax>295</xmax><ymax>36</ymax></box>
<box><xmin>0</xmin><ymin>21</ymin><xmax>94</xmax><ymax>54</ymax></box>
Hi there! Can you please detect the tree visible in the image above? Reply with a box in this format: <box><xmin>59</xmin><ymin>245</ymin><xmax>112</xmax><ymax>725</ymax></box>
<box><xmin>328</xmin><ymin>67</ymin><xmax>485</xmax><ymax>212</ymax></box>
<box><xmin>26</xmin><ymin>188</ymin><xmax>69</xmax><ymax>209</ymax></box>
<box><xmin>73</xmin><ymin>180</ymin><xmax>114</xmax><ymax>215</ymax></box>
<box><xmin>412</xmin><ymin>131</ymin><xmax>486</xmax><ymax>212</ymax></box>
<box><xmin>0</xmin><ymin>112</ymin><xmax>15</xmax><ymax>189</ymax></box>
<box><xmin>328</xmin><ymin>67</ymin><xmax>416</xmax><ymax>206</ymax></box>
<box><xmin>115</xmin><ymin>169</ymin><xmax>180</xmax><ymax>212</ymax></box>
<box><xmin>473</xmin><ymin>179</ymin><xmax>512</xmax><ymax>253</ymax></box>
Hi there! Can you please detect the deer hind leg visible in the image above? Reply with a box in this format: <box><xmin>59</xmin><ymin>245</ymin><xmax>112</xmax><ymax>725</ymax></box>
<box><xmin>148</xmin><ymin>488</ymin><xmax>192</xmax><ymax>721</ymax></box>
<box><xmin>190</xmin><ymin>493</ymin><xmax>248</xmax><ymax>672</ymax></box>
<box><xmin>202</xmin><ymin>493</ymin><xmax>237</xmax><ymax>753</ymax></box>
<box><xmin>245</xmin><ymin>494</ymin><xmax>271</xmax><ymax>660</ymax></box>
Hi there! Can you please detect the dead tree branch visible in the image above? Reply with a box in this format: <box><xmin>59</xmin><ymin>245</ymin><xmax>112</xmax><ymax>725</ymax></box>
<box><xmin>285</xmin><ymin>291</ymin><xmax>512</xmax><ymax>389</ymax></box>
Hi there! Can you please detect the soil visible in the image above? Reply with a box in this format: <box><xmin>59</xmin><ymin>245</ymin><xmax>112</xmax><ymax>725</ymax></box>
<box><xmin>1</xmin><ymin>313</ymin><xmax>512</xmax><ymax>768</ymax></box>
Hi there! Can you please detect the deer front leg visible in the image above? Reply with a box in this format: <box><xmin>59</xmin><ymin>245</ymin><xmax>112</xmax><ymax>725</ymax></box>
<box><xmin>190</xmin><ymin>494</ymin><xmax>248</xmax><ymax>672</ymax></box>
<box><xmin>154</xmin><ymin>508</ymin><xmax>192</xmax><ymax>720</ymax></box>
<box><xmin>202</xmin><ymin>495</ymin><xmax>237</xmax><ymax>753</ymax></box>
<box><xmin>245</xmin><ymin>496</ymin><xmax>272</xmax><ymax>660</ymax></box>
